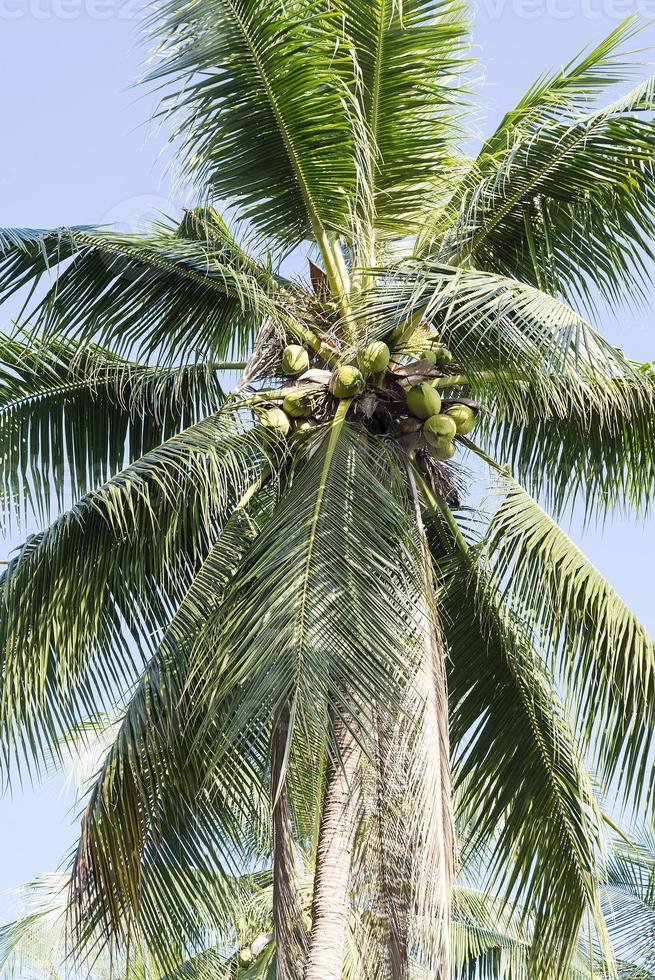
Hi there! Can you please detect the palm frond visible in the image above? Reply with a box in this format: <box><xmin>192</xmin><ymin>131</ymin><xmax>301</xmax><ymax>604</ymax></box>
<box><xmin>603</xmin><ymin>835</ymin><xmax>655</xmax><ymax>975</ymax></box>
<box><xmin>0</xmin><ymin>333</ymin><xmax>226</xmax><ymax>525</ymax></box>
<box><xmin>479</xmin><ymin>16</ymin><xmax>645</xmax><ymax>155</ymax></box>
<box><xmin>0</xmin><ymin>415</ymin><xmax>274</xmax><ymax>779</ymax></box>
<box><xmin>69</xmin><ymin>480</ymin><xmax>279</xmax><ymax>965</ymax></box>
<box><xmin>483</xmin><ymin>475</ymin><xmax>655</xmax><ymax>814</ymax></box>
<box><xmin>416</xmin><ymin>17</ymin><xmax>646</xmax><ymax>255</ymax></box>
<box><xmin>421</xmin><ymin>489</ymin><xmax>608</xmax><ymax>976</ymax></box>
<box><xmin>188</xmin><ymin>422</ymin><xmax>426</xmax><ymax>777</ymax></box>
<box><xmin>0</xmin><ymin>224</ymin><xmax>289</xmax><ymax>363</ymax></box>
<box><xmin>336</xmin><ymin>0</ymin><xmax>470</xmax><ymax>244</ymax></box>
<box><xmin>146</xmin><ymin>0</ymin><xmax>363</xmax><ymax>256</ymax></box>
<box><xmin>481</xmin><ymin>364</ymin><xmax>655</xmax><ymax>518</ymax></box>
<box><xmin>0</xmin><ymin>874</ymin><xmax>155</xmax><ymax>980</ymax></box>
<box><xmin>436</xmin><ymin>76</ymin><xmax>655</xmax><ymax>307</ymax></box>
<box><xmin>362</xmin><ymin>260</ymin><xmax>644</xmax><ymax>404</ymax></box>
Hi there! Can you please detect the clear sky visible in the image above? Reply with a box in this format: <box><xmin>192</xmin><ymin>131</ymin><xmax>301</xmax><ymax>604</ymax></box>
<box><xmin>1</xmin><ymin>0</ymin><xmax>655</xmax><ymax>928</ymax></box>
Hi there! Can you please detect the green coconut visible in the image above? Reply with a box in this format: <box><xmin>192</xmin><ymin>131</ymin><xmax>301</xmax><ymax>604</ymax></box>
<box><xmin>430</xmin><ymin>440</ymin><xmax>456</xmax><ymax>461</ymax></box>
<box><xmin>433</xmin><ymin>346</ymin><xmax>453</xmax><ymax>369</ymax></box>
<box><xmin>423</xmin><ymin>413</ymin><xmax>457</xmax><ymax>448</ymax></box>
<box><xmin>259</xmin><ymin>407</ymin><xmax>291</xmax><ymax>436</ymax></box>
<box><xmin>238</xmin><ymin>948</ymin><xmax>254</xmax><ymax>967</ymax></box>
<box><xmin>422</xmin><ymin>349</ymin><xmax>438</xmax><ymax>364</ymax></box>
<box><xmin>295</xmin><ymin>419</ymin><xmax>317</xmax><ymax>434</ymax></box>
<box><xmin>329</xmin><ymin>365</ymin><xmax>365</xmax><ymax>399</ymax></box>
<box><xmin>445</xmin><ymin>403</ymin><xmax>477</xmax><ymax>435</ymax></box>
<box><xmin>359</xmin><ymin>341</ymin><xmax>390</xmax><ymax>376</ymax></box>
<box><xmin>406</xmin><ymin>383</ymin><xmax>442</xmax><ymax>420</ymax></box>
<box><xmin>281</xmin><ymin>344</ymin><xmax>310</xmax><ymax>377</ymax></box>
<box><xmin>282</xmin><ymin>390</ymin><xmax>314</xmax><ymax>418</ymax></box>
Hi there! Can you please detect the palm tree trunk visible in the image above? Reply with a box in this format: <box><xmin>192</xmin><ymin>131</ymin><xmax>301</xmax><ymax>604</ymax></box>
<box><xmin>405</xmin><ymin>459</ymin><xmax>455</xmax><ymax>979</ymax></box>
<box><xmin>304</xmin><ymin>710</ymin><xmax>361</xmax><ymax>980</ymax></box>
<box><xmin>374</xmin><ymin>714</ymin><xmax>410</xmax><ymax>980</ymax></box>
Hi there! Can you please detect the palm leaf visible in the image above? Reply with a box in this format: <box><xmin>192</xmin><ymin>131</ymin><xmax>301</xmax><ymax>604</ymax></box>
<box><xmin>69</xmin><ymin>478</ymin><xmax>280</xmax><ymax>965</ymax></box>
<box><xmin>362</xmin><ymin>260</ymin><xmax>645</xmax><ymax>409</ymax></box>
<box><xmin>336</xmin><ymin>0</ymin><xmax>470</xmax><ymax>244</ymax></box>
<box><xmin>483</xmin><ymin>475</ymin><xmax>655</xmax><ymax>813</ymax></box>
<box><xmin>146</xmin><ymin>0</ymin><xmax>363</xmax><ymax>260</ymax></box>
<box><xmin>480</xmin><ymin>17</ymin><xmax>645</xmax><ymax>154</ymax></box>
<box><xmin>437</xmin><ymin>76</ymin><xmax>655</xmax><ymax>307</ymax></box>
<box><xmin>0</xmin><ymin>333</ymin><xmax>226</xmax><ymax>524</ymax></box>
<box><xmin>0</xmin><ymin>224</ymin><xmax>289</xmax><ymax>363</ymax></box>
<box><xmin>478</xmin><ymin>361</ymin><xmax>655</xmax><ymax>519</ymax></box>
<box><xmin>188</xmin><ymin>422</ymin><xmax>426</xmax><ymax>774</ymax></box>
<box><xmin>419</xmin><ymin>485</ymin><xmax>608</xmax><ymax>976</ymax></box>
<box><xmin>0</xmin><ymin>415</ymin><xmax>273</xmax><ymax>778</ymax></box>
<box><xmin>604</xmin><ymin>835</ymin><xmax>655</xmax><ymax>974</ymax></box>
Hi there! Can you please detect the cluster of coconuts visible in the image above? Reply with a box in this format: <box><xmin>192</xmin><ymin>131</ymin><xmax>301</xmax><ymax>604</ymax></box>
<box><xmin>404</xmin><ymin>381</ymin><xmax>476</xmax><ymax>460</ymax></box>
<box><xmin>258</xmin><ymin>341</ymin><xmax>389</xmax><ymax>435</ymax></box>
<box><xmin>258</xmin><ymin>337</ymin><xmax>478</xmax><ymax>459</ymax></box>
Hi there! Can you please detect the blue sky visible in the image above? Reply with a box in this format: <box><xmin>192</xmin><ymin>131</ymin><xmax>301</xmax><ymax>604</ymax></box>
<box><xmin>1</xmin><ymin>0</ymin><xmax>655</xmax><ymax>926</ymax></box>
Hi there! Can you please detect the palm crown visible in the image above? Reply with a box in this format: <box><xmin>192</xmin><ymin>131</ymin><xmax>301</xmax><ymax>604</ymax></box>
<box><xmin>2</xmin><ymin>4</ymin><xmax>655</xmax><ymax>978</ymax></box>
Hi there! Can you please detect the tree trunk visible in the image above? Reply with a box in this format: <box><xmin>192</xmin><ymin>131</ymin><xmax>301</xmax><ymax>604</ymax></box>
<box><xmin>405</xmin><ymin>461</ymin><xmax>455</xmax><ymax>979</ymax></box>
<box><xmin>304</xmin><ymin>710</ymin><xmax>361</xmax><ymax>980</ymax></box>
<box><xmin>374</xmin><ymin>714</ymin><xmax>410</xmax><ymax>980</ymax></box>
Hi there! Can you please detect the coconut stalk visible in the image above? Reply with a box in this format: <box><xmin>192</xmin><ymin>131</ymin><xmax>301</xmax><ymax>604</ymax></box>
<box><xmin>304</xmin><ymin>708</ymin><xmax>361</xmax><ymax>980</ymax></box>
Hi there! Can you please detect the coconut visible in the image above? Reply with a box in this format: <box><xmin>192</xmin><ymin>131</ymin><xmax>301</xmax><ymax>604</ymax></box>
<box><xmin>422</xmin><ymin>349</ymin><xmax>438</xmax><ymax>364</ymax></box>
<box><xmin>359</xmin><ymin>341</ymin><xmax>390</xmax><ymax>376</ymax></box>
<box><xmin>259</xmin><ymin>407</ymin><xmax>291</xmax><ymax>436</ymax></box>
<box><xmin>445</xmin><ymin>403</ymin><xmax>477</xmax><ymax>435</ymax></box>
<box><xmin>329</xmin><ymin>365</ymin><xmax>365</xmax><ymax>399</ymax></box>
<box><xmin>406</xmin><ymin>383</ymin><xmax>442</xmax><ymax>420</ymax></box>
<box><xmin>429</xmin><ymin>440</ymin><xmax>456</xmax><ymax>461</ymax></box>
<box><xmin>433</xmin><ymin>346</ymin><xmax>453</xmax><ymax>369</ymax></box>
<box><xmin>281</xmin><ymin>344</ymin><xmax>310</xmax><ymax>377</ymax></box>
<box><xmin>295</xmin><ymin>419</ymin><xmax>317</xmax><ymax>434</ymax></box>
<box><xmin>423</xmin><ymin>413</ymin><xmax>457</xmax><ymax>448</ymax></box>
<box><xmin>283</xmin><ymin>390</ymin><xmax>314</xmax><ymax>418</ymax></box>
<box><xmin>238</xmin><ymin>948</ymin><xmax>254</xmax><ymax>967</ymax></box>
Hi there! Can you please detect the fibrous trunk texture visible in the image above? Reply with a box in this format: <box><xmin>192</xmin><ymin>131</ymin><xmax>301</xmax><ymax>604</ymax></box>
<box><xmin>304</xmin><ymin>711</ymin><xmax>361</xmax><ymax>980</ymax></box>
<box><xmin>406</xmin><ymin>461</ymin><xmax>455</xmax><ymax>979</ymax></box>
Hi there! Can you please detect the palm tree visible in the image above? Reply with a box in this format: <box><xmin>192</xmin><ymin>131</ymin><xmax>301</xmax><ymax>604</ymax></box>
<box><xmin>2</xmin><ymin>3</ymin><xmax>655</xmax><ymax>977</ymax></box>
<box><xmin>4</xmin><ymin>834</ymin><xmax>655</xmax><ymax>979</ymax></box>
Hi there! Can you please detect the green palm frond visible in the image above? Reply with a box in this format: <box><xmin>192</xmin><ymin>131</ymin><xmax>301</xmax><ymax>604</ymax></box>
<box><xmin>0</xmin><ymin>224</ymin><xmax>288</xmax><ymax>363</ymax></box>
<box><xmin>479</xmin><ymin>17</ymin><xmax>645</xmax><ymax>154</ymax></box>
<box><xmin>146</xmin><ymin>0</ymin><xmax>363</xmax><ymax>259</ymax></box>
<box><xmin>417</xmin><ymin>17</ymin><xmax>645</xmax><ymax>254</ymax></box>
<box><xmin>482</xmin><ymin>475</ymin><xmax>655</xmax><ymax>812</ymax></box>
<box><xmin>0</xmin><ymin>872</ymin><xmax>229</xmax><ymax>980</ymax></box>
<box><xmin>335</xmin><ymin>0</ymin><xmax>470</xmax><ymax>244</ymax></box>
<box><xmin>479</xmin><ymin>362</ymin><xmax>655</xmax><ymax>519</ymax></box>
<box><xmin>0</xmin><ymin>333</ymin><xmax>227</xmax><ymax>524</ymax></box>
<box><xmin>70</xmin><ymin>487</ymin><xmax>278</xmax><ymax>965</ymax></box>
<box><xmin>439</xmin><ymin>76</ymin><xmax>655</xmax><ymax>306</ymax></box>
<box><xmin>0</xmin><ymin>415</ymin><xmax>274</xmax><ymax>778</ymax></box>
<box><xmin>603</xmin><ymin>835</ymin><xmax>655</xmax><ymax>976</ymax></box>
<box><xmin>361</xmin><ymin>260</ymin><xmax>643</xmax><ymax>402</ymax></box>
<box><xmin>188</xmin><ymin>422</ymin><xmax>425</xmax><ymax>772</ymax></box>
<box><xmin>418</xmin><ymin>486</ymin><xmax>608</xmax><ymax>976</ymax></box>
